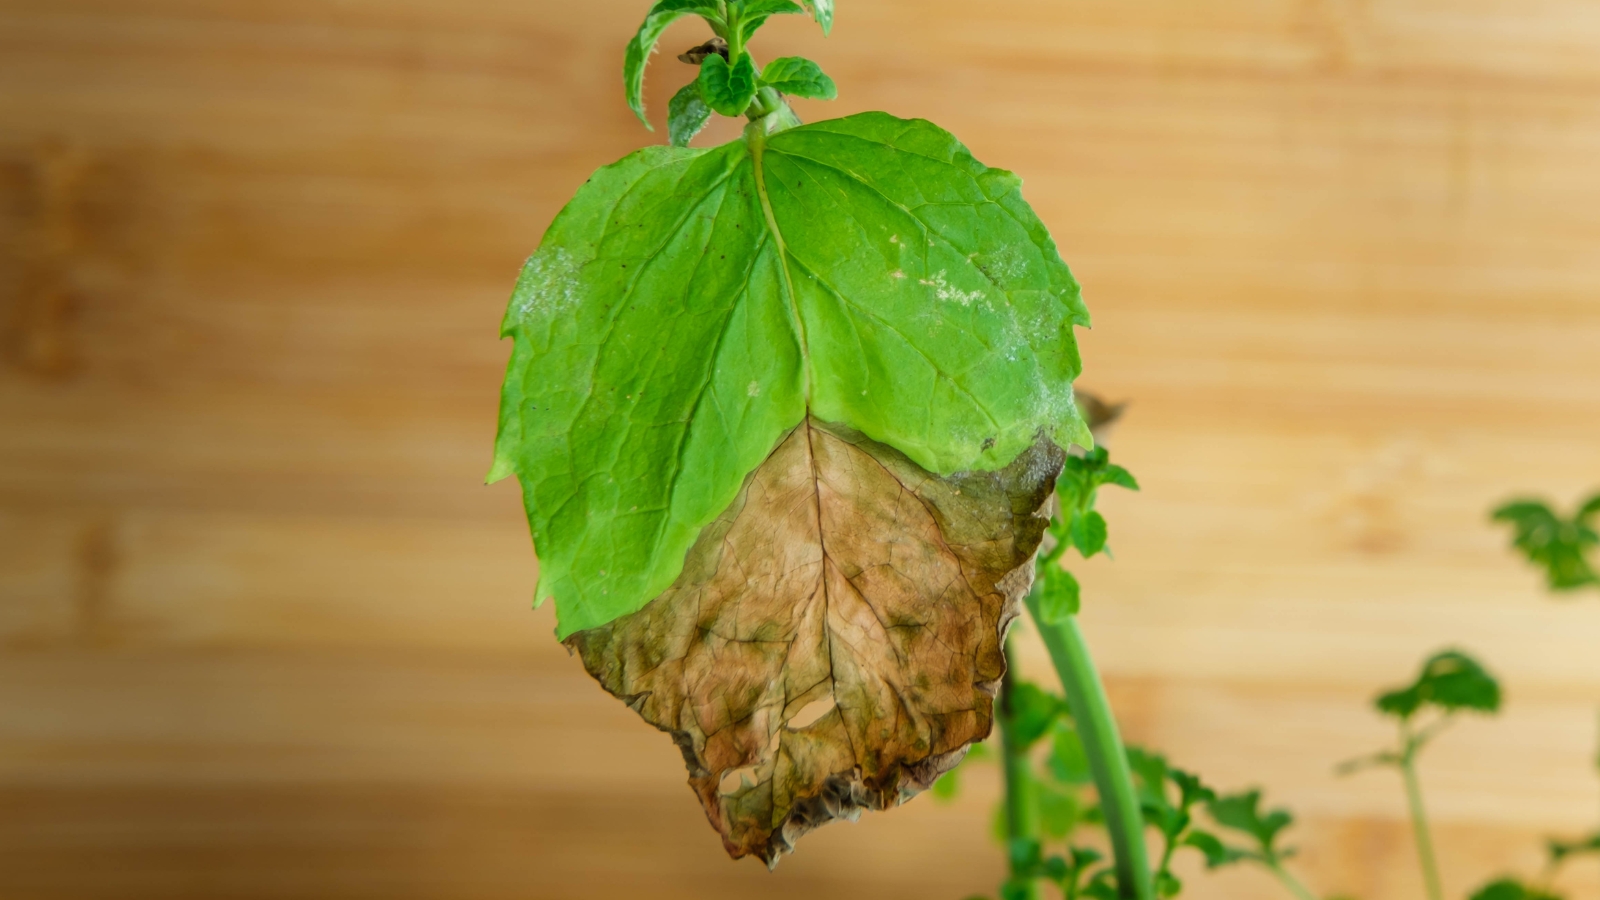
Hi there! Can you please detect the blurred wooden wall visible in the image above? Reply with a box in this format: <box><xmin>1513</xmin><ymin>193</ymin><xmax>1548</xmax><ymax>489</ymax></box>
<box><xmin>4</xmin><ymin>2</ymin><xmax>1600</xmax><ymax>898</ymax></box>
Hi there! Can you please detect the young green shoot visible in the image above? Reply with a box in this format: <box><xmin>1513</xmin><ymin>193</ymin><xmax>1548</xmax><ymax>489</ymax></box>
<box><xmin>1340</xmin><ymin>649</ymin><xmax>1503</xmax><ymax>900</ymax></box>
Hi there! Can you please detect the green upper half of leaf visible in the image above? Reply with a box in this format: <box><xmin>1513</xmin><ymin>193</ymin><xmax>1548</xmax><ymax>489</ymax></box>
<box><xmin>493</xmin><ymin>112</ymin><xmax>1091</xmax><ymax>636</ymax></box>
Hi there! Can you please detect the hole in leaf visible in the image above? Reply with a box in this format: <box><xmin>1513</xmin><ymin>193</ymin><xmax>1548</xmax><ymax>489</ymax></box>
<box><xmin>718</xmin><ymin>765</ymin><xmax>760</xmax><ymax>796</ymax></box>
<box><xmin>786</xmin><ymin>696</ymin><xmax>836</xmax><ymax>730</ymax></box>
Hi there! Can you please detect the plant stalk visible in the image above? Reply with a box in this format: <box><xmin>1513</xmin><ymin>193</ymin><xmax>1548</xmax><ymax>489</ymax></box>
<box><xmin>1269</xmin><ymin>862</ymin><xmax>1320</xmax><ymax>900</ymax></box>
<box><xmin>1399</xmin><ymin>738</ymin><xmax>1444</xmax><ymax>900</ymax></box>
<box><xmin>1024</xmin><ymin>598</ymin><xmax>1154</xmax><ymax>900</ymax></box>
<box><xmin>998</xmin><ymin>637</ymin><xmax>1041</xmax><ymax>900</ymax></box>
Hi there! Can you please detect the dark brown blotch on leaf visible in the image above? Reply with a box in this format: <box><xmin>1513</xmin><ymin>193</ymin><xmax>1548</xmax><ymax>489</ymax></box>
<box><xmin>568</xmin><ymin>418</ymin><xmax>1064</xmax><ymax>866</ymax></box>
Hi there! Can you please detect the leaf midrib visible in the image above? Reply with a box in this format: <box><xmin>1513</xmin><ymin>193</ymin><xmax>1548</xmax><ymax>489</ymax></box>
<box><xmin>748</xmin><ymin>133</ymin><xmax>813</xmax><ymax>405</ymax></box>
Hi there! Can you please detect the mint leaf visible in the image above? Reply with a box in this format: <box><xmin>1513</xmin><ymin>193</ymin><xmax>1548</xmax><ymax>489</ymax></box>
<box><xmin>624</xmin><ymin>0</ymin><xmax>720</xmax><ymax>127</ymax></box>
<box><xmin>699</xmin><ymin>51</ymin><xmax>760</xmax><ymax>117</ymax></box>
<box><xmin>1102</xmin><ymin>464</ymin><xmax>1139</xmax><ymax>491</ymax></box>
<box><xmin>1035</xmin><ymin>564</ymin><xmax>1080</xmax><ymax>622</ymax></box>
<box><xmin>737</xmin><ymin>0</ymin><xmax>805</xmax><ymax>43</ymax></box>
<box><xmin>1375</xmin><ymin>649</ymin><xmax>1501</xmax><ymax>720</ymax></box>
<box><xmin>494</xmin><ymin>112</ymin><xmax>1091</xmax><ymax>636</ymax></box>
<box><xmin>667</xmin><ymin>82</ymin><xmax>712</xmax><ymax>147</ymax></box>
<box><xmin>1070</xmin><ymin>510</ymin><xmax>1107</xmax><ymax>558</ymax></box>
<box><xmin>761</xmin><ymin>56</ymin><xmax>838</xmax><ymax>100</ymax></box>
<box><xmin>802</xmin><ymin>0</ymin><xmax>833</xmax><ymax>33</ymax></box>
<box><xmin>1008</xmin><ymin>681</ymin><xmax>1066</xmax><ymax>749</ymax></box>
<box><xmin>740</xmin><ymin>0</ymin><xmax>805</xmax><ymax>15</ymax></box>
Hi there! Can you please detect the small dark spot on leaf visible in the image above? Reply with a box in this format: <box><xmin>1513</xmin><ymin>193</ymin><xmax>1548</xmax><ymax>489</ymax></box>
<box><xmin>981</xmin><ymin>437</ymin><xmax>996</xmax><ymax>451</ymax></box>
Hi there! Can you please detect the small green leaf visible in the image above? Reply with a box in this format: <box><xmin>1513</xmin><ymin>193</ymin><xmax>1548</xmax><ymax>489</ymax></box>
<box><xmin>1469</xmin><ymin>878</ymin><xmax>1564</xmax><ymax>900</ymax></box>
<box><xmin>667</xmin><ymin>82</ymin><xmax>712</xmax><ymax>147</ymax></box>
<box><xmin>1182</xmin><ymin>829</ymin><xmax>1251</xmax><ymax>869</ymax></box>
<box><xmin>1083</xmin><ymin>869</ymin><xmax>1121</xmax><ymax>900</ymax></box>
<box><xmin>1009</xmin><ymin>681</ymin><xmax>1066</xmax><ymax>749</ymax></box>
<box><xmin>931</xmin><ymin>767</ymin><xmax>960</xmax><ymax>801</ymax></box>
<box><xmin>1050</xmin><ymin>723</ymin><xmax>1093</xmax><ymax>784</ymax></box>
<box><xmin>1038</xmin><ymin>782</ymin><xmax>1080</xmax><ymax>838</ymax></box>
<box><xmin>1208</xmin><ymin>790</ymin><xmax>1294</xmax><ymax>861</ymax></box>
<box><xmin>1492</xmin><ymin>497</ymin><xmax>1600</xmax><ymax>592</ymax></box>
<box><xmin>1170</xmin><ymin>767</ymin><xmax>1217</xmax><ymax>809</ymax></box>
<box><xmin>624</xmin><ymin>0</ymin><xmax>720</xmax><ymax>127</ymax></box>
<box><xmin>1007</xmin><ymin>836</ymin><xmax>1043</xmax><ymax>872</ymax></box>
<box><xmin>1102</xmin><ymin>464</ymin><xmax>1140</xmax><ymax>491</ymax></box>
<box><xmin>736</xmin><ymin>0</ymin><xmax>805</xmax><ymax>44</ymax></box>
<box><xmin>1126</xmin><ymin>746</ymin><xmax>1171</xmax><ymax>811</ymax></box>
<box><xmin>1375</xmin><ymin>685</ymin><xmax>1424</xmax><ymax>720</ymax></box>
<box><xmin>761</xmin><ymin>56</ymin><xmax>838</xmax><ymax>100</ymax></box>
<box><xmin>1071</xmin><ymin>510</ymin><xmax>1108</xmax><ymax>557</ymax></box>
<box><xmin>802</xmin><ymin>0</ymin><xmax>833</xmax><ymax>33</ymax></box>
<box><xmin>1154</xmin><ymin>871</ymin><xmax>1182</xmax><ymax>898</ymax></box>
<box><xmin>739</xmin><ymin>0</ymin><xmax>805</xmax><ymax>15</ymax></box>
<box><xmin>698</xmin><ymin>51</ymin><xmax>760</xmax><ymax>117</ymax></box>
<box><xmin>1548</xmin><ymin>832</ymin><xmax>1600</xmax><ymax>864</ymax></box>
<box><xmin>1035</xmin><ymin>564</ymin><xmax>1080</xmax><ymax>622</ymax></box>
<box><xmin>1375</xmin><ymin>649</ymin><xmax>1501</xmax><ymax>720</ymax></box>
<box><xmin>999</xmin><ymin>880</ymin><xmax>1034</xmax><ymax>900</ymax></box>
<box><xmin>1579</xmin><ymin>493</ymin><xmax>1600</xmax><ymax>524</ymax></box>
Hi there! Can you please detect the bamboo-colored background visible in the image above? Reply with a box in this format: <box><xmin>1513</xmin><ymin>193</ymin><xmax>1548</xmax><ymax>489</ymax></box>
<box><xmin>4</xmin><ymin>2</ymin><xmax>1600</xmax><ymax>898</ymax></box>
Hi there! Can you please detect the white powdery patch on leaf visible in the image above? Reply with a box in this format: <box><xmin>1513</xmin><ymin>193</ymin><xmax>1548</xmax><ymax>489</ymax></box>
<box><xmin>919</xmin><ymin>270</ymin><xmax>984</xmax><ymax>307</ymax></box>
<box><xmin>516</xmin><ymin>247</ymin><xmax>583</xmax><ymax>324</ymax></box>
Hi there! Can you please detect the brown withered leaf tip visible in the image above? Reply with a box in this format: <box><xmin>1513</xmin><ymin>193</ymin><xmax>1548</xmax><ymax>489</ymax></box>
<box><xmin>567</xmin><ymin>418</ymin><xmax>1064</xmax><ymax>867</ymax></box>
<box><xmin>678</xmin><ymin>37</ymin><xmax>730</xmax><ymax>65</ymax></box>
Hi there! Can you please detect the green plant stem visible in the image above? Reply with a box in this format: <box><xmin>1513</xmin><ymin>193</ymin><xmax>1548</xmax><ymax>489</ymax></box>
<box><xmin>1268</xmin><ymin>862</ymin><xmax>1320</xmax><ymax>900</ymax></box>
<box><xmin>1025</xmin><ymin>599</ymin><xmax>1154</xmax><ymax>900</ymax></box>
<box><xmin>998</xmin><ymin>638</ymin><xmax>1041</xmax><ymax>900</ymax></box>
<box><xmin>1399</xmin><ymin>732</ymin><xmax>1444</xmax><ymax>900</ymax></box>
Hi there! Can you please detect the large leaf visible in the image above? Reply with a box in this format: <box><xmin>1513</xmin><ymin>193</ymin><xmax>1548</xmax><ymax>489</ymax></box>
<box><xmin>568</xmin><ymin>419</ymin><xmax>1063</xmax><ymax>864</ymax></box>
<box><xmin>492</xmin><ymin>112</ymin><xmax>1090</xmax><ymax>637</ymax></box>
